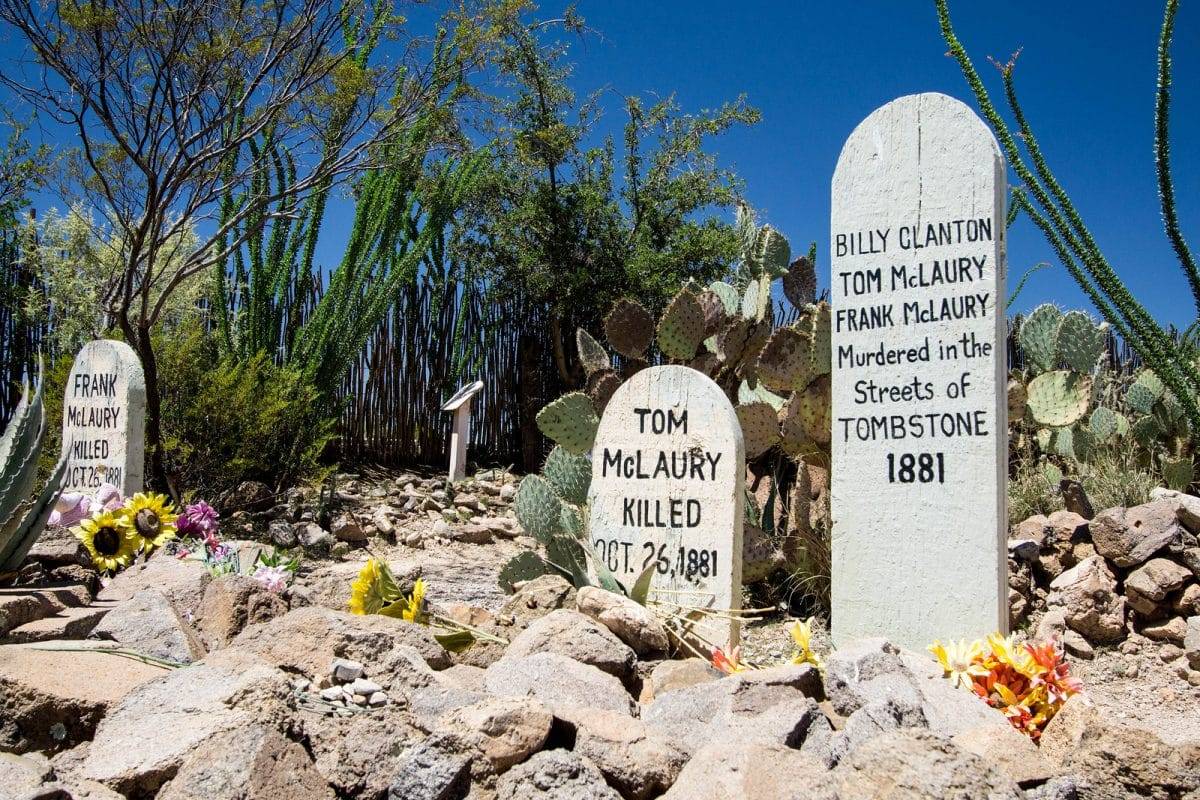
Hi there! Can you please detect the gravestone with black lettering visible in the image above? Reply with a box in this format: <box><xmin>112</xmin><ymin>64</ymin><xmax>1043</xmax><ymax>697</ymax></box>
<box><xmin>588</xmin><ymin>365</ymin><xmax>745</xmax><ymax>650</ymax></box>
<box><xmin>61</xmin><ymin>340</ymin><xmax>146</xmax><ymax>496</ymax></box>
<box><xmin>830</xmin><ymin>93</ymin><xmax>1007</xmax><ymax>649</ymax></box>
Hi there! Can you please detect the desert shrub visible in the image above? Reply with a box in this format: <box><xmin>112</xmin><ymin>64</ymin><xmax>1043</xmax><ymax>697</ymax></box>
<box><xmin>1009</xmin><ymin>450</ymin><xmax>1159</xmax><ymax>522</ymax></box>
<box><xmin>157</xmin><ymin>323</ymin><xmax>334</xmax><ymax>498</ymax></box>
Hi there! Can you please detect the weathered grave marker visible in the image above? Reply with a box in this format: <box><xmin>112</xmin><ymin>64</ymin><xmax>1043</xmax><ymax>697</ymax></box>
<box><xmin>588</xmin><ymin>365</ymin><xmax>744</xmax><ymax>650</ymax></box>
<box><xmin>830</xmin><ymin>93</ymin><xmax>1008</xmax><ymax>649</ymax></box>
<box><xmin>441</xmin><ymin>380</ymin><xmax>484</xmax><ymax>483</ymax></box>
<box><xmin>61</xmin><ymin>340</ymin><xmax>145</xmax><ymax>496</ymax></box>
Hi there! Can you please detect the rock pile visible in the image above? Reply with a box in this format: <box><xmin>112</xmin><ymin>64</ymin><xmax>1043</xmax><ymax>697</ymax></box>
<box><xmin>1009</xmin><ymin>488</ymin><xmax>1200</xmax><ymax>682</ymax></box>
<box><xmin>4</xmin><ymin>555</ymin><xmax>1197</xmax><ymax>800</ymax></box>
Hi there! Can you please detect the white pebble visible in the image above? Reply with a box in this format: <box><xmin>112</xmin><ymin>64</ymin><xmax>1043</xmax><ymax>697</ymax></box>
<box><xmin>319</xmin><ymin>687</ymin><xmax>342</xmax><ymax>701</ymax></box>
<box><xmin>368</xmin><ymin>691</ymin><xmax>388</xmax><ymax>707</ymax></box>
<box><xmin>350</xmin><ymin>678</ymin><xmax>383</xmax><ymax>695</ymax></box>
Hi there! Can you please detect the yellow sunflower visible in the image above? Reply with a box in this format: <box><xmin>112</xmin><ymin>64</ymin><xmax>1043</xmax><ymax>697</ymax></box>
<box><xmin>349</xmin><ymin>558</ymin><xmax>400</xmax><ymax>615</ymax></box>
<box><xmin>74</xmin><ymin>510</ymin><xmax>138</xmax><ymax>572</ymax></box>
<box><xmin>124</xmin><ymin>493</ymin><xmax>178</xmax><ymax>553</ymax></box>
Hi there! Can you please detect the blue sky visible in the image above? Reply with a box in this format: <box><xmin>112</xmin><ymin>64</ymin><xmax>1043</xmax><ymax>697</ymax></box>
<box><xmin>9</xmin><ymin>2</ymin><xmax>1199</xmax><ymax>327</ymax></box>
<box><xmin>506</xmin><ymin>0</ymin><xmax>1200</xmax><ymax>326</ymax></box>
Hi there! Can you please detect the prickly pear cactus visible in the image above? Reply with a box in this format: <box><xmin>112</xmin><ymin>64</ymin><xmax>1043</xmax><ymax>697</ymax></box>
<box><xmin>736</xmin><ymin>402</ymin><xmax>781</xmax><ymax>459</ymax></box>
<box><xmin>604</xmin><ymin>299</ymin><xmax>654</xmax><ymax>360</ymax></box>
<box><xmin>657</xmin><ymin>288</ymin><xmax>706</xmax><ymax>361</ymax></box>
<box><xmin>536</xmin><ymin>392</ymin><xmax>600</xmax><ymax>455</ymax></box>
<box><xmin>1026</xmin><ymin>370</ymin><xmax>1093</xmax><ymax>427</ymax></box>
<box><xmin>1057</xmin><ymin>311</ymin><xmax>1107</xmax><ymax>373</ymax></box>
<box><xmin>782</xmin><ymin>256</ymin><xmax>817</xmax><ymax>309</ymax></box>
<box><xmin>514</xmin><ymin>474</ymin><xmax>565</xmax><ymax>543</ymax></box>
<box><xmin>1019</xmin><ymin>304</ymin><xmax>1063</xmax><ymax>374</ymax></box>
<box><xmin>576</xmin><ymin>328</ymin><xmax>611</xmax><ymax>376</ymax></box>
<box><xmin>543</xmin><ymin>446</ymin><xmax>591</xmax><ymax>506</ymax></box>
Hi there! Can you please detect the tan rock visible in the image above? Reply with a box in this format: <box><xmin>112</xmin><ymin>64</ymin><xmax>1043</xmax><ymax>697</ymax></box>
<box><xmin>1126</xmin><ymin>557</ymin><xmax>1193</xmax><ymax>602</ymax></box>
<box><xmin>299</xmin><ymin>702</ymin><xmax>423</xmax><ymax>798</ymax></box>
<box><xmin>97</xmin><ymin>556</ymin><xmax>210</xmax><ymax>614</ymax></box>
<box><xmin>504</xmin><ymin>609</ymin><xmax>635</xmax><ymax>679</ymax></box>
<box><xmin>156</xmin><ymin>724</ymin><xmax>334</xmax><ymax>800</ymax></box>
<box><xmin>1091</xmin><ymin>502</ymin><xmax>1181</xmax><ymax>568</ymax></box>
<box><xmin>193</xmin><ymin>574</ymin><xmax>286</xmax><ymax>649</ymax></box>
<box><xmin>661</xmin><ymin>740</ymin><xmax>828</xmax><ymax>800</ymax></box>
<box><xmin>439</xmin><ymin>696</ymin><xmax>553</xmax><ymax>772</ymax></box>
<box><xmin>1173</xmin><ymin>583</ymin><xmax>1200</xmax><ymax>616</ymax></box>
<box><xmin>576</xmin><ymin>587</ymin><xmax>669</xmax><ymax>656</ymax></box>
<box><xmin>1041</xmin><ymin>695</ymin><xmax>1200</xmax><ymax>798</ymax></box>
<box><xmin>1141</xmin><ymin>615</ymin><xmax>1188</xmax><ymax>644</ymax></box>
<box><xmin>1047</xmin><ymin>556</ymin><xmax>1126</xmax><ymax>643</ymax></box>
<box><xmin>646</xmin><ymin>657</ymin><xmax>719</xmax><ymax>700</ymax></box>
<box><xmin>89</xmin><ymin>588</ymin><xmax>207</xmax><ymax>664</ymax></box>
<box><xmin>563</xmin><ymin>708</ymin><xmax>689</xmax><ymax>800</ymax></box>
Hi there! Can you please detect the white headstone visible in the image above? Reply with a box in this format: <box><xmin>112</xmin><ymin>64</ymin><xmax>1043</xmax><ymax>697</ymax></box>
<box><xmin>830</xmin><ymin>93</ymin><xmax>1008</xmax><ymax>650</ymax></box>
<box><xmin>588</xmin><ymin>365</ymin><xmax>745</xmax><ymax>650</ymax></box>
<box><xmin>61</xmin><ymin>340</ymin><xmax>146</xmax><ymax>497</ymax></box>
<box><xmin>441</xmin><ymin>380</ymin><xmax>484</xmax><ymax>483</ymax></box>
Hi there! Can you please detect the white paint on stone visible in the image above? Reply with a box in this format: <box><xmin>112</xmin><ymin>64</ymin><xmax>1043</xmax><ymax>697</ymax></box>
<box><xmin>830</xmin><ymin>93</ymin><xmax>1008</xmax><ymax>649</ymax></box>
<box><xmin>61</xmin><ymin>340</ymin><xmax>145</xmax><ymax>496</ymax></box>
<box><xmin>587</xmin><ymin>365</ymin><xmax>744</xmax><ymax>650</ymax></box>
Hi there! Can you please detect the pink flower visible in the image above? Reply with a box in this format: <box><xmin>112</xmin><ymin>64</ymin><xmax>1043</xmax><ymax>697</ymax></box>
<box><xmin>177</xmin><ymin>500</ymin><xmax>220</xmax><ymax>538</ymax></box>
<box><xmin>49</xmin><ymin>483</ymin><xmax>124</xmax><ymax>527</ymax></box>
<box><xmin>253</xmin><ymin>565</ymin><xmax>289</xmax><ymax>593</ymax></box>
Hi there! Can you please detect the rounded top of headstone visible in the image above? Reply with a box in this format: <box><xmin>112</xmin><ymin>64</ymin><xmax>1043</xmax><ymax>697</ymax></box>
<box><xmin>594</xmin><ymin>364</ymin><xmax>743</xmax><ymax>455</ymax></box>
<box><xmin>833</xmin><ymin>92</ymin><xmax>1003</xmax><ymax>179</ymax></box>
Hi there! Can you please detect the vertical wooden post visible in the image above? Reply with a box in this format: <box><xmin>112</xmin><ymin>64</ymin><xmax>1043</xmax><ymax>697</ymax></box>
<box><xmin>448</xmin><ymin>403</ymin><xmax>471</xmax><ymax>483</ymax></box>
<box><xmin>441</xmin><ymin>380</ymin><xmax>484</xmax><ymax>485</ymax></box>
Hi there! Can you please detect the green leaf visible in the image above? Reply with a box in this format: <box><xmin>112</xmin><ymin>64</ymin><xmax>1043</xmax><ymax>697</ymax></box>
<box><xmin>630</xmin><ymin>563</ymin><xmax>655</xmax><ymax>606</ymax></box>
<box><xmin>434</xmin><ymin>629</ymin><xmax>476</xmax><ymax>653</ymax></box>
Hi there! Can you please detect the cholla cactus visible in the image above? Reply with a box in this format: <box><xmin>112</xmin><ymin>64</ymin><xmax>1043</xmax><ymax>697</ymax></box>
<box><xmin>1</xmin><ymin>370</ymin><xmax>68</xmax><ymax>574</ymax></box>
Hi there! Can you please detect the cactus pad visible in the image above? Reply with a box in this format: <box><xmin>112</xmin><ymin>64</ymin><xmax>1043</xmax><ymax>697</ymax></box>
<box><xmin>1025</xmin><ymin>370</ymin><xmax>1092</xmax><ymax>427</ymax></box>
<box><xmin>1162</xmin><ymin>456</ymin><xmax>1194</xmax><ymax>492</ymax></box>
<box><xmin>797</xmin><ymin>374</ymin><xmax>831</xmax><ymax>445</ymax></box>
<box><xmin>807</xmin><ymin>303</ymin><xmax>832</xmax><ymax>377</ymax></box>
<box><xmin>1131</xmin><ymin>414</ymin><xmax>1162</xmax><ymax>447</ymax></box>
<box><xmin>782</xmin><ymin>256</ymin><xmax>817</xmax><ymax>309</ymax></box>
<box><xmin>689</xmin><ymin>351</ymin><xmax>720</xmax><ymax>377</ymax></box>
<box><xmin>698</xmin><ymin>290</ymin><xmax>729</xmax><ymax>337</ymax></box>
<box><xmin>779</xmin><ymin>395</ymin><xmax>817</xmax><ymax>457</ymax></box>
<box><xmin>716</xmin><ymin>318</ymin><xmax>752</xmax><ymax>364</ymax></box>
<box><xmin>736</xmin><ymin>322</ymin><xmax>773</xmax><ymax>384</ymax></box>
<box><xmin>1088</xmin><ymin>406</ymin><xmax>1119</xmax><ymax>442</ymax></box>
<box><xmin>741</xmin><ymin>275</ymin><xmax>772</xmax><ymax>323</ymax></box>
<box><xmin>738</xmin><ymin>379</ymin><xmax>786</xmax><ymax>412</ymax></box>
<box><xmin>1056</xmin><ymin>311</ymin><xmax>1106</xmax><ymax>373</ymax></box>
<box><xmin>755</xmin><ymin>225</ymin><xmax>791</xmax><ymax>278</ymax></box>
<box><xmin>498</xmin><ymin>551</ymin><xmax>551</xmax><ymax>593</ymax></box>
<box><xmin>1051</xmin><ymin>426</ymin><xmax>1075</xmax><ymax>460</ymax></box>
<box><xmin>604</xmin><ymin>298</ymin><xmax>654</xmax><ymax>360</ymax></box>
<box><xmin>756</xmin><ymin>326</ymin><xmax>815</xmax><ymax>393</ymax></box>
<box><xmin>514</xmin><ymin>474</ymin><xmax>564</xmax><ymax>543</ymax></box>
<box><xmin>657</xmin><ymin>288</ymin><xmax>706</xmax><ymax>361</ymax></box>
<box><xmin>708</xmin><ymin>280</ymin><xmax>740</xmax><ymax>315</ymax></box>
<box><xmin>736</xmin><ymin>402</ymin><xmax>781</xmax><ymax>459</ymax></box>
<box><xmin>543</xmin><ymin>446</ymin><xmax>591</xmax><ymax>506</ymax></box>
<box><xmin>1126</xmin><ymin>370</ymin><xmax>1165</xmax><ymax>414</ymax></box>
<box><xmin>575</xmin><ymin>328</ymin><xmax>611</xmax><ymax>376</ymax></box>
<box><xmin>586</xmin><ymin>369</ymin><xmax>622</xmax><ymax>413</ymax></box>
<box><xmin>1019</xmin><ymin>304</ymin><xmax>1063</xmax><ymax>373</ymax></box>
<box><xmin>536</xmin><ymin>392</ymin><xmax>600</xmax><ymax>455</ymax></box>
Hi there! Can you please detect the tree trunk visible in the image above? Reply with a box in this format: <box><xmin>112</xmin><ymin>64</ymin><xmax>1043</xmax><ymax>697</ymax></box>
<box><xmin>130</xmin><ymin>326</ymin><xmax>177</xmax><ymax>501</ymax></box>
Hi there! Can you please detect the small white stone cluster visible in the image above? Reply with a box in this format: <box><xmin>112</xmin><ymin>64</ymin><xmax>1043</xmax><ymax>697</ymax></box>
<box><xmin>296</xmin><ymin>658</ymin><xmax>388</xmax><ymax>709</ymax></box>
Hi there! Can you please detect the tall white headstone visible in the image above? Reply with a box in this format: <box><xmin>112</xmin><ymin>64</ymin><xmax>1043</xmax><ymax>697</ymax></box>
<box><xmin>62</xmin><ymin>340</ymin><xmax>146</xmax><ymax>496</ymax></box>
<box><xmin>588</xmin><ymin>365</ymin><xmax>745</xmax><ymax>650</ymax></box>
<box><xmin>830</xmin><ymin>93</ymin><xmax>1007</xmax><ymax>650</ymax></box>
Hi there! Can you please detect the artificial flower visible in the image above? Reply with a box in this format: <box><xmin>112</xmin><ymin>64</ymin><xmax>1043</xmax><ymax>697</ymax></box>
<box><xmin>711</xmin><ymin>645</ymin><xmax>748</xmax><ymax>674</ymax></box>
<box><xmin>928</xmin><ymin>638</ymin><xmax>988</xmax><ymax>690</ymax></box>
<box><xmin>176</xmin><ymin>500</ymin><xmax>219</xmax><ymax>538</ymax></box>
<box><xmin>348</xmin><ymin>558</ymin><xmax>401</xmax><ymax>615</ymax></box>
<box><xmin>73</xmin><ymin>509</ymin><xmax>138</xmax><ymax>572</ymax></box>
<box><xmin>124</xmin><ymin>492</ymin><xmax>178</xmax><ymax>553</ymax></box>
<box><xmin>253</xmin><ymin>564</ymin><xmax>289</xmax><ymax>594</ymax></box>
<box><xmin>788</xmin><ymin>617</ymin><xmax>825</xmax><ymax>671</ymax></box>
<box><xmin>50</xmin><ymin>483</ymin><xmax>123</xmax><ymax>527</ymax></box>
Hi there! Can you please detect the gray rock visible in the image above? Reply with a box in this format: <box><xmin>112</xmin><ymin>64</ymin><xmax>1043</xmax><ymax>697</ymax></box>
<box><xmin>299</xmin><ymin>700</ymin><xmax>424</xmax><ymax>798</ymax></box>
<box><xmin>829</xmin><ymin>730</ymin><xmax>1024</xmax><ymax>799</ymax></box>
<box><xmin>387</xmin><ymin>732</ymin><xmax>475</xmax><ymax>800</ymax></box>
<box><xmin>822</xmin><ymin>637</ymin><xmax>906</xmax><ymax>716</ymax></box>
<box><xmin>268</xmin><ymin>519</ymin><xmax>297</xmax><ymax>548</ymax></box>
<box><xmin>829</xmin><ymin>695</ymin><xmax>927</xmax><ymax>765</ymax></box>
<box><xmin>645</xmin><ymin>657</ymin><xmax>719</xmax><ymax>700</ymax></box>
<box><xmin>1186</xmin><ymin>615</ymin><xmax>1200</xmax><ymax>669</ymax></box>
<box><xmin>484</xmin><ymin>653</ymin><xmax>635</xmax><ymax>716</ymax></box>
<box><xmin>350</xmin><ymin>677</ymin><xmax>383</xmax><ymax>695</ymax></box>
<box><xmin>431</xmin><ymin>520</ymin><xmax>453</xmax><ymax>539</ymax></box>
<box><xmin>79</xmin><ymin>650</ymin><xmax>294</xmax><ymax>796</ymax></box>
<box><xmin>561</xmin><ymin>707</ymin><xmax>687</xmax><ymax>800</ymax></box>
<box><xmin>333</xmin><ymin>658</ymin><xmax>365</xmax><ymax>681</ymax></box>
<box><xmin>297</xmin><ymin>522</ymin><xmax>333</xmax><ymax>551</ymax></box>
<box><xmin>642</xmin><ymin>663</ymin><xmax>822</xmax><ymax>755</ymax></box>
<box><xmin>661</xmin><ymin>739</ymin><xmax>828</xmax><ymax>800</ymax></box>
<box><xmin>90</xmin><ymin>588</ymin><xmax>207</xmax><ymax>664</ymax></box>
<box><xmin>1090</xmin><ymin>502</ymin><xmax>1181</xmax><ymax>568</ymax></box>
<box><xmin>504</xmin><ymin>609</ymin><xmax>636</xmax><ymax>679</ymax></box>
<box><xmin>331</xmin><ymin>514</ymin><xmax>368</xmax><ymax>544</ymax></box>
<box><xmin>495</xmin><ymin>750</ymin><xmax>620</xmax><ymax>800</ymax></box>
